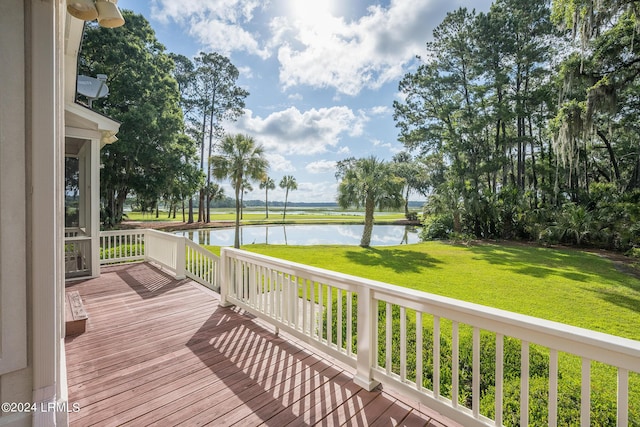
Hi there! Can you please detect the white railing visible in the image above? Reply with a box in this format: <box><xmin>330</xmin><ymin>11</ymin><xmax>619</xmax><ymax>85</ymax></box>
<box><xmin>95</xmin><ymin>233</ymin><xmax>638</xmax><ymax>425</ymax></box>
<box><xmin>144</xmin><ymin>229</ymin><xmax>186</xmax><ymax>278</ymax></box>
<box><xmin>99</xmin><ymin>229</ymin><xmax>219</xmax><ymax>290</ymax></box>
<box><xmin>185</xmin><ymin>239</ymin><xmax>220</xmax><ymax>291</ymax></box>
<box><xmin>64</xmin><ymin>236</ymin><xmax>91</xmax><ymax>278</ymax></box>
<box><xmin>64</xmin><ymin>227</ymin><xmax>86</xmax><ymax>238</ymax></box>
<box><xmin>100</xmin><ymin>229</ymin><xmax>147</xmax><ymax>264</ymax></box>
<box><xmin>220</xmin><ymin>247</ymin><xmax>640</xmax><ymax>427</ymax></box>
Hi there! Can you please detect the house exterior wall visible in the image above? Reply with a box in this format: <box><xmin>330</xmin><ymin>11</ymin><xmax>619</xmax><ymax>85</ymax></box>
<box><xmin>0</xmin><ymin>2</ymin><xmax>30</xmax><ymax>425</ymax></box>
<box><xmin>0</xmin><ymin>1</ymin><xmax>67</xmax><ymax>426</ymax></box>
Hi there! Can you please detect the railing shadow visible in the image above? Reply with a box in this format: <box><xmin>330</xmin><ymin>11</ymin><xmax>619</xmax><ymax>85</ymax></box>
<box><xmin>183</xmin><ymin>306</ymin><xmax>435</xmax><ymax>425</ymax></box>
<box><xmin>113</xmin><ymin>263</ymin><xmax>190</xmax><ymax>299</ymax></box>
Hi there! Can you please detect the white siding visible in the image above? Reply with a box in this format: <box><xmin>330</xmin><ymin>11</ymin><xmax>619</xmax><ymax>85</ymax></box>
<box><xmin>0</xmin><ymin>0</ymin><xmax>28</xmax><ymax>378</ymax></box>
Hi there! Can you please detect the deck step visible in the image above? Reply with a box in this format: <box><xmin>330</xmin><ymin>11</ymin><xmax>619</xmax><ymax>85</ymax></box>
<box><xmin>65</xmin><ymin>290</ymin><xmax>88</xmax><ymax>336</ymax></box>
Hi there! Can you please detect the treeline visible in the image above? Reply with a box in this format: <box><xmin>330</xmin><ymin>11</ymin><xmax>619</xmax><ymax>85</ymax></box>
<box><xmin>394</xmin><ymin>0</ymin><xmax>640</xmax><ymax>252</ymax></box>
<box><xmin>79</xmin><ymin>10</ymin><xmax>248</xmax><ymax>227</ymax></box>
<box><xmin>126</xmin><ymin>198</ymin><xmax>426</xmax><ymax>211</ymax></box>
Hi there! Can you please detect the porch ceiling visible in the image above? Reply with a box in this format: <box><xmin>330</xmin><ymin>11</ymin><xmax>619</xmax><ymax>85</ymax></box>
<box><xmin>65</xmin><ymin>137</ymin><xmax>85</xmax><ymax>156</ymax></box>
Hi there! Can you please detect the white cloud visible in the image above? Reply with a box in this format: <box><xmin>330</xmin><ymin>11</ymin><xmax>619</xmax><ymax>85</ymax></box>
<box><xmin>241</xmin><ymin>180</ymin><xmax>337</xmax><ymax>203</ymax></box>
<box><xmin>225</xmin><ymin>106</ymin><xmax>367</xmax><ymax>155</ymax></box>
<box><xmin>150</xmin><ymin>0</ymin><xmax>269</xmax><ymax>58</ymax></box>
<box><xmin>151</xmin><ymin>0</ymin><xmax>261</xmax><ymax>25</ymax></box>
<box><xmin>237</xmin><ymin>65</ymin><xmax>254</xmax><ymax>78</ymax></box>
<box><xmin>274</xmin><ymin>0</ymin><xmax>460</xmax><ymax>95</ymax></box>
<box><xmin>371</xmin><ymin>105</ymin><xmax>391</xmax><ymax>116</ymax></box>
<box><xmin>265</xmin><ymin>153</ymin><xmax>295</xmax><ymax>172</ymax></box>
<box><xmin>150</xmin><ymin>0</ymin><xmax>493</xmax><ymax>95</ymax></box>
<box><xmin>372</xmin><ymin>138</ymin><xmax>403</xmax><ymax>154</ymax></box>
<box><xmin>294</xmin><ymin>181</ymin><xmax>337</xmax><ymax>203</ymax></box>
<box><xmin>188</xmin><ymin>18</ymin><xmax>269</xmax><ymax>58</ymax></box>
<box><xmin>389</xmin><ymin>144</ymin><xmax>404</xmax><ymax>155</ymax></box>
<box><xmin>306</xmin><ymin>160</ymin><xmax>336</xmax><ymax>174</ymax></box>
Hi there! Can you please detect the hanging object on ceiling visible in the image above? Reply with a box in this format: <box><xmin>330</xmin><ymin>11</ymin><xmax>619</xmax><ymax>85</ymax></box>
<box><xmin>95</xmin><ymin>0</ymin><xmax>125</xmax><ymax>28</ymax></box>
<box><xmin>67</xmin><ymin>0</ymin><xmax>125</xmax><ymax>28</ymax></box>
<box><xmin>67</xmin><ymin>0</ymin><xmax>98</xmax><ymax>21</ymax></box>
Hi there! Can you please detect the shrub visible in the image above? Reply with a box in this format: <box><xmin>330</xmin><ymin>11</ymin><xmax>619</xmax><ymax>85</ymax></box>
<box><xmin>324</xmin><ymin>301</ymin><xmax>629</xmax><ymax>426</ymax></box>
<box><xmin>421</xmin><ymin>214</ymin><xmax>453</xmax><ymax>240</ymax></box>
<box><xmin>99</xmin><ymin>243</ymin><xmax>144</xmax><ymax>260</ymax></box>
<box><xmin>626</xmin><ymin>247</ymin><xmax>640</xmax><ymax>259</ymax></box>
<box><xmin>406</xmin><ymin>211</ymin><xmax>419</xmax><ymax>221</ymax></box>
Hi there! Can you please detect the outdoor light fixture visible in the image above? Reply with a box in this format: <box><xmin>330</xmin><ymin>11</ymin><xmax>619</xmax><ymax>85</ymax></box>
<box><xmin>95</xmin><ymin>0</ymin><xmax>125</xmax><ymax>28</ymax></box>
<box><xmin>67</xmin><ymin>0</ymin><xmax>125</xmax><ymax>28</ymax></box>
<box><xmin>67</xmin><ymin>0</ymin><xmax>98</xmax><ymax>21</ymax></box>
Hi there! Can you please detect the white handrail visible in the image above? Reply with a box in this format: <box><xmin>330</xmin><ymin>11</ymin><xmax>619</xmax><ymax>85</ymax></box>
<box><xmin>220</xmin><ymin>247</ymin><xmax>640</xmax><ymax>427</ymax></box>
<box><xmin>95</xmin><ymin>234</ymin><xmax>639</xmax><ymax>426</ymax></box>
<box><xmin>100</xmin><ymin>229</ymin><xmax>146</xmax><ymax>264</ymax></box>
<box><xmin>144</xmin><ymin>229</ymin><xmax>186</xmax><ymax>278</ymax></box>
<box><xmin>185</xmin><ymin>239</ymin><xmax>220</xmax><ymax>291</ymax></box>
<box><xmin>99</xmin><ymin>229</ymin><xmax>220</xmax><ymax>290</ymax></box>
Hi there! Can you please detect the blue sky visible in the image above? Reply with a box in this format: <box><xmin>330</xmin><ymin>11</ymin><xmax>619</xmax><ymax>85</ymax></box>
<box><xmin>117</xmin><ymin>0</ymin><xmax>493</xmax><ymax>203</ymax></box>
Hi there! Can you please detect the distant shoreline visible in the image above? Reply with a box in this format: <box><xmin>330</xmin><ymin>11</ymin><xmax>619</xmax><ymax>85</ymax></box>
<box><xmin>117</xmin><ymin>217</ymin><xmax>421</xmax><ymax>232</ymax></box>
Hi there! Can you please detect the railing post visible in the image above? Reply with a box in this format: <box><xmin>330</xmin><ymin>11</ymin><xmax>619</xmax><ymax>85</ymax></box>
<box><xmin>219</xmin><ymin>248</ymin><xmax>232</xmax><ymax>307</ymax></box>
<box><xmin>174</xmin><ymin>236</ymin><xmax>186</xmax><ymax>280</ymax></box>
<box><xmin>353</xmin><ymin>286</ymin><xmax>380</xmax><ymax>391</ymax></box>
<box><xmin>143</xmin><ymin>230</ymin><xmax>149</xmax><ymax>261</ymax></box>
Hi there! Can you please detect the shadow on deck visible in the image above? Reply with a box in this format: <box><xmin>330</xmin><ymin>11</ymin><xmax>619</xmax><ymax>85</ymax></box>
<box><xmin>64</xmin><ymin>262</ymin><xmax>460</xmax><ymax>426</ymax></box>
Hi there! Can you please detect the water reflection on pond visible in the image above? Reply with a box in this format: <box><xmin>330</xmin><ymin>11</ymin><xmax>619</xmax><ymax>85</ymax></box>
<box><xmin>177</xmin><ymin>224</ymin><xmax>421</xmax><ymax>246</ymax></box>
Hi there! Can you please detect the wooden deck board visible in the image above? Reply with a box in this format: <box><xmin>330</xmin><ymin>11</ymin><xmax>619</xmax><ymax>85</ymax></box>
<box><xmin>65</xmin><ymin>262</ymin><xmax>462</xmax><ymax>426</ymax></box>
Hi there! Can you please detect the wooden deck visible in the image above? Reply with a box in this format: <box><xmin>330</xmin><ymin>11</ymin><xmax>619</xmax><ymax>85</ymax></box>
<box><xmin>64</xmin><ymin>262</ymin><xmax>461</xmax><ymax>426</ymax></box>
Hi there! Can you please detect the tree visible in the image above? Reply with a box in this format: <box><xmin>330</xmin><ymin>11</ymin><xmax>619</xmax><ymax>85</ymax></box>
<box><xmin>554</xmin><ymin>202</ymin><xmax>593</xmax><ymax>245</ymax></box>
<box><xmin>392</xmin><ymin>152</ymin><xmax>430</xmax><ymax>216</ymax></box>
<box><xmin>203</xmin><ymin>182</ymin><xmax>225</xmax><ymax>218</ymax></box>
<box><xmin>210</xmin><ymin>134</ymin><xmax>268</xmax><ymax>248</ymax></box>
<box><xmin>551</xmin><ymin>3</ymin><xmax>640</xmax><ymax>194</ymax></box>
<box><xmin>551</xmin><ymin>0</ymin><xmax>640</xmax><ymax>47</ymax></box>
<box><xmin>279</xmin><ymin>175</ymin><xmax>298</xmax><ymax>222</ymax></box>
<box><xmin>337</xmin><ymin>157</ymin><xmax>405</xmax><ymax>247</ymax></box>
<box><xmin>259</xmin><ymin>177</ymin><xmax>275</xmax><ymax>218</ymax></box>
<box><xmin>78</xmin><ymin>11</ymin><xmax>191</xmax><ymax>227</ymax></box>
<box><xmin>193</xmin><ymin>52</ymin><xmax>249</xmax><ymax>223</ymax></box>
<box><xmin>394</xmin><ymin>3</ymin><xmax>557</xmax><ymax>240</ymax></box>
<box><xmin>162</xmin><ymin>134</ymin><xmax>203</xmax><ymax>222</ymax></box>
<box><xmin>239</xmin><ymin>179</ymin><xmax>253</xmax><ymax>220</ymax></box>
<box><xmin>169</xmin><ymin>53</ymin><xmax>199</xmax><ymax>223</ymax></box>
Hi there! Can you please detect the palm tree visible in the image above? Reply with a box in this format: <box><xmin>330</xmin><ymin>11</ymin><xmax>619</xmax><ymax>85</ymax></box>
<box><xmin>210</xmin><ymin>134</ymin><xmax>269</xmax><ymax>248</ymax></box>
<box><xmin>337</xmin><ymin>156</ymin><xmax>404</xmax><ymax>247</ymax></box>
<box><xmin>555</xmin><ymin>203</ymin><xmax>593</xmax><ymax>246</ymax></box>
<box><xmin>259</xmin><ymin>176</ymin><xmax>275</xmax><ymax>219</ymax></box>
<box><xmin>279</xmin><ymin>175</ymin><xmax>297</xmax><ymax>222</ymax></box>
<box><xmin>392</xmin><ymin>151</ymin><xmax>429</xmax><ymax>218</ymax></box>
<box><xmin>239</xmin><ymin>179</ymin><xmax>253</xmax><ymax>220</ymax></box>
<box><xmin>203</xmin><ymin>182</ymin><xmax>225</xmax><ymax>223</ymax></box>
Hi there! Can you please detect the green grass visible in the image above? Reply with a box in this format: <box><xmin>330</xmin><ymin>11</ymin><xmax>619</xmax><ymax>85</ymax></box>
<box><xmin>218</xmin><ymin>241</ymin><xmax>639</xmax><ymax>425</ymax></box>
<box><xmin>123</xmin><ymin>211</ymin><xmax>182</xmax><ymax>221</ymax></box>
<box><xmin>236</xmin><ymin>241</ymin><xmax>640</xmax><ymax>340</ymax></box>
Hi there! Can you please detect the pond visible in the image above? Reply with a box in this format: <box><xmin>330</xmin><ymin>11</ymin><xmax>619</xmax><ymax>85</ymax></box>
<box><xmin>176</xmin><ymin>224</ymin><xmax>421</xmax><ymax>246</ymax></box>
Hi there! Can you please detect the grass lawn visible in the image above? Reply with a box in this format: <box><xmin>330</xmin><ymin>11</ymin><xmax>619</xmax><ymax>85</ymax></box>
<box><xmin>204</xmin><ymin>240</ymin><xmax>640</xmax><ymax>424</ymax></box>
<box><xmin>207</xmin><ymin>241</ymin><xmax>640</xmax><ymax>425</ymax></box>
<box><xmin>228</xmin><ymin>241</ymin><xmax>640</xmax><ymax>340</ymax></box>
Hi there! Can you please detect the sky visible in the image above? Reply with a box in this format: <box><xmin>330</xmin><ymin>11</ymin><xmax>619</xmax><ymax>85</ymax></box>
<box><xmin>116</xmin><ymin>0</ymin><xmax>494</xmax><ymax>203</ymax></box>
